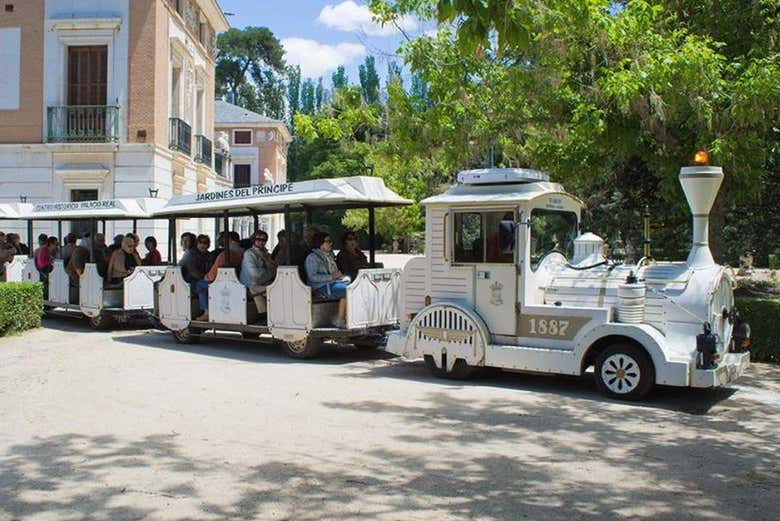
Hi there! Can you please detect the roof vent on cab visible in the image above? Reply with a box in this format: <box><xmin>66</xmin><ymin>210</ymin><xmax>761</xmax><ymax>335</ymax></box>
<box><xmin>457</xmin><ymin>168</ymin><xmax>550</xmax><ymax>185</ymax></box>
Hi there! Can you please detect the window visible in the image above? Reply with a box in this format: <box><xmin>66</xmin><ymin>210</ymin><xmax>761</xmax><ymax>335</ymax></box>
<box><xmin>453</xmin><ymin>210</ymin><xmax>516</xmax><ymax>264</ymax></box>
<box><xmin>234</xmin><ymin>164</ymin><xmax>251</xmax><ymax>188</ymax></box>
<box><xmin>233</xmin><ymin>130</ymin><xmax>252</xmax><ymax>145</ymax></box>
<box><xmin>0</xmin><ymin>28</ymin><xmax>21</xmax><ymax>110</ymax></box>
<box><xmin>530</xmin><ymin>209</ymin><xmax>578</xmax><ymax>269</ymax></box>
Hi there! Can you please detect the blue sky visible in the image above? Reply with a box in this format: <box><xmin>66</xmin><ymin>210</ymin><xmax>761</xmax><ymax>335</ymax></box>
<box><xmin>217</xmin><ymin>0</ymin><xmax>431</xmax><ymax>86</ymax></box>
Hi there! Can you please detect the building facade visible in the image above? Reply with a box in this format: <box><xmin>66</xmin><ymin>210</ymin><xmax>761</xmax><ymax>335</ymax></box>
<box><xmin>214</xmin><ymin>99</ymin><xmax>292</xmax><ymax>243</ymax></box>
<box><xmin>0</xmin><ymin>0</ymin><xmax>230</xmax><ymax>253</ymax></box>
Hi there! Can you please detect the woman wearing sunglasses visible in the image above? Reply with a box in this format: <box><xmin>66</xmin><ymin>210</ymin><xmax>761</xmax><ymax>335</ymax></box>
<box><xmin>304</xmin><ymin>231</ymin><xmax>350</xmax><ymax>328</ymax></box>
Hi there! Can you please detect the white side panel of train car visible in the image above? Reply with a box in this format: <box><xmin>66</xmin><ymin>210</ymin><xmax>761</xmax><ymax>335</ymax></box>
<box><xmin>157</xmin><ymin>268</ymin><xmax>191</xmax><ymax>331</ymax></box>
<box><xmin>4</xmin><ymin>257</ymin><xmax>28</xmax><ymax>282</ymax></box>
<box><xmin>80</xmin><ymin>264</ymin><xmax>103</xmax><ymax>317</ymax></box>
<box><xmin>123</xmin><ymin>268</ymin><xmax>155</xmax><ymax>310</ymax></box>
<box><xmin>346</xmin><ymin>269</ymin><xmax>402</xmax><ymax>329</ymax></box>
<box><xmin>208</xmin><ymin>268</ymin><xmax>247</xmax><ymax>325</ymax></box>
<box><xmin>267</xmin><ymin>267</ymin><xmax>312</xmax><ymax>341</ymax></box>
<box><xmin>48</xmin><ymin>260</ymin><xmax>69</xmax><ymax>304</ymax></box>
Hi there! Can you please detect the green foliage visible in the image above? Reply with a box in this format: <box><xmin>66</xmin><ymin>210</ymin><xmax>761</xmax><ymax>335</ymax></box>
<box><xmin>216</xmin><ymin>27</ymin><xmax>285</xmax><ymax>103</ymax></box>
<box><xmin>735</xmin><ymin>297</ymin><xmax>780</xmax><ymax>363</ymax></box>
<box><xmin>0</xmin><ymin>282</ymin><xmax>43</xmax><ymax>336</ymax></box>
<box><xmin>368</xmin><ymin>0</ymin><xmax>780</xmax><ymax>259</ymax></box>
<box><xmin>358</xmin><ymin>56</ymin><xmax>381</xmax><ymax>104</ymax></box>
<box><xmin>332</xmin><ymin>66</ymin><xmax>348</xmax><ymax>89</ymax></box>
<box><xmin>301</xmin><ymin>79</ymin><xmax>317</xmax><ymax>115</ymax></box>
<box><xmin>287</xmin><ymin>65</ymin><xmax>301</xmax><ymax>120</ymax></box>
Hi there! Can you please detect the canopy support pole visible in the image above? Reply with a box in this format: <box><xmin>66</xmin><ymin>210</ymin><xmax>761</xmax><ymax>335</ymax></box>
<box><xmin>368</xmin><ymin>206</ymin><xmax>376</xmax><ymax>266</ymax></box>
<box><xmin>222</xmin><ymin>210</ymin><xmax>230</xmax><ymax>267</ymax></box>
<box><xmin>26</xmin><ymin>220</ymin><xmax>33</xmax><ymax>258</ymax></box>
<box><xmin>89</xmin><ymin>219</ymin><xmax>95</xmax><ymax>262</ymax></box>
<box><xmin>253</xmin><ymin>213</ymin><xmax>259</xmax><ymax>232</ymax></box>
<box><xmin>284</xmin><ymin>205</ymin><xmax>291</xmax><ymax>266</ymax></box>
<box><xmin>101</xmin><ymin>219</ymin><xmax>106</xmax><ymax>236</ymax></box>
<box><xmin>168</xmin><ymin>218</ymin><xmax>177</xmax><ymax>263</ymax></box>
<box><xmin>57</xmin><ymin>220</ymin><xmax>63</xmax><ymax>259</ymax></box>
<box><xmin>132</xmin><ymin>219</ymin><xmax>137</xmax><ymax>234</ymax></box>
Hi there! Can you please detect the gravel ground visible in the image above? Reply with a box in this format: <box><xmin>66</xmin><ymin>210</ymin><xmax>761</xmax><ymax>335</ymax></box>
<box><xmin>0</xmin><ymin>317</ymin><xmax>778</xmax><ymax>521</ymax></box>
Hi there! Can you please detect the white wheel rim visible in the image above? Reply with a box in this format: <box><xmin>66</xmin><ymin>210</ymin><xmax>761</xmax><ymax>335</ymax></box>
<box><xmin>601</xmin><ymin>353</ymin><xmax>641</xmax><ymax>394</ymax></box>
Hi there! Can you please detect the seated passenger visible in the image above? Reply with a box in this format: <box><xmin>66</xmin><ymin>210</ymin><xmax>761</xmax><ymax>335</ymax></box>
<box><xmin>93</xmin><ymin>233</ymin><xmax>109</xmax><ymax>277</ymax></box>
<box><xmin>61</xmin><ymin>233</ymin><xmax>77</xmax><ymax>266</ymax></box>
<box><xmin>336</xmin><ymin>230</ymin><xmax>369</xmax><ymax>280</ymax></box>
<box><xmin>35</xmin><ymin>236</ymin><xmax>59</xmax><ymax>277</ymax></box>
<box><xmin>142</xmin><ymin>236</ymin><xmax>162</xmax><ymax>265</ymax></box>
<box><xmin>239</xmin><ymin>231</ymin><xmax>277</xmax><ymax>314</ymax></box>
<box><xmin>305</xmin><ymin>232</ymin><xmax>349</xmax><ymax>328</ymax></box>
<box><xmin>180</xmin><ymin>234</ymin><xmax>210</xmax><ymax>283</ymax></box>
<box><xmin>194</xmin><ymin>232</ymin><xmax>243</xmax><ymax>322</ymax></box>
<box><xmin>106</xmin><ymin>236</ymin><xmax>142</xmax><ymax>285</ymax></box>
<box><xmin>66</xmin><ymin>238</ymin><xmax>91</xmax><ymax>284</ymax></box>
<box><xmin>271</xmin><ymin>230</ymin><xmax>291</xmax><ymax>265</ymax></box>
<box><xmin>107</xmin><ymin>234</ymin><xmax>123</xmax><ymax>255</ymax></box>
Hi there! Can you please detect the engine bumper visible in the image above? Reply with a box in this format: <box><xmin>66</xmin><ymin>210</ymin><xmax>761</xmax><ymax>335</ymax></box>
<box><xmin>690</xmin><ymin>351</ymin><xmax>750</xmax><ymax>388</ymax></box>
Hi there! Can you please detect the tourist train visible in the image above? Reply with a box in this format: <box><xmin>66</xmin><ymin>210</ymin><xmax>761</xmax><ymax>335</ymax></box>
<box><xmin>0</xmin><ymin>160</ymin><xmax>751</xmax><ymax>400</ymax></box>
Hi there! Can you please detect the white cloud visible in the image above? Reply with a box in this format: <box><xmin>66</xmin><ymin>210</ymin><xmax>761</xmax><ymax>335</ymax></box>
<box><xmin>281</xmin><ymin>38</ymin><xmax>366</xmax><ymax>78</ymax></box>
<box><xmin>317</xmin><ymin>1</ymin><xmax>417</xmax><ymax>36</ymax></box>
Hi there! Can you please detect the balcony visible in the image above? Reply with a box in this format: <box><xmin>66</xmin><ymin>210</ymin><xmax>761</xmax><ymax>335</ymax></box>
<box><xmin>214</xmin><ymin>150</ymin><xmax>228</xmax><ymax>177</ymax></box>
<box><xmin>169</xmin><ymin>117</ymin><xmax>191</xmax><ymax>156</ymax></box>
<box><xmin>47</xmin><ymin>106</ymin><xmax>120</xmax><ymax>143</ymax></box>
<box><xmin>194</xmin><ymin>135</ymin><xmax>212</xmax><ymax>166</ymax></box>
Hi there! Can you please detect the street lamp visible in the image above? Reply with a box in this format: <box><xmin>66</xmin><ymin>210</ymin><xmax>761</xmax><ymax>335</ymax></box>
<box><xmin>19</xmin><ymin>195</ymin><xmax>27</xmax><ymax>203</ymax></box>
<box><xmin>148</xmin><ymin>188</ymin><xmax>159</xmax><ymax>198</ymax></box>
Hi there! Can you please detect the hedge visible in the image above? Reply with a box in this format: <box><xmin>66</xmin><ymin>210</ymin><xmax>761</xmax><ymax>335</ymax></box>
<box><xmin>736</xmin><ymin>297</ymin><xmax>780</xmax><ymax>363</ymax></box>
<box><xmin>0</xmin><ymin>282</ymin><xmax>43</xmax><ymax>337</ymax></box>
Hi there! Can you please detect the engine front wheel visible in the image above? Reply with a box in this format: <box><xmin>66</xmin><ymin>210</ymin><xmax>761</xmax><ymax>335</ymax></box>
<box><xmin>594</xmin><ymin>343</ymin><xmax>654</xmax><ymax>401</ymax></box>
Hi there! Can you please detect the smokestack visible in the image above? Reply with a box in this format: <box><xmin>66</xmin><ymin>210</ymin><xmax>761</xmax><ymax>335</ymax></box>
<box><xmin>679</xmin><ymin>165</ymin><xmax>723</xmax><ymax>268</ymax></box>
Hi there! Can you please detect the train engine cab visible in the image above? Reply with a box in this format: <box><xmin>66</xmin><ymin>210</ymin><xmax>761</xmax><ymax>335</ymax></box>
<box><xmin>386</xmin><ymin>165</ymin><xmax>750</xmax><ymax>400</ymax></box>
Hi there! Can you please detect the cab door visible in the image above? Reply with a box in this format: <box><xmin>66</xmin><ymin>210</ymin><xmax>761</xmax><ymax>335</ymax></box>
<box><xmin>453</xmin><ymin>210</ymin><xmax>517</xmax><ymax>336</ymax></box>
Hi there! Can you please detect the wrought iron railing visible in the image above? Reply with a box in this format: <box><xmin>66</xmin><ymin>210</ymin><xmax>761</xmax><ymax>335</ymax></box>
<box><xmin>47</xmin><ymin>106</ymin><xmax>120</xmax><ymax>143</ymax></box>
<box><xmin>214</xmin><ymin>150</ymin><xmax>227</xmax><ymax>177</ymax></box>
<box><xmin>194</xmin><ymin>135</ymin><xmax>212</xmax><ymax>165</ymax></box>
<box><xmin>169</xmin><ymin>117</ymin><xmax>191</xmax><ymax>155</ymax></box>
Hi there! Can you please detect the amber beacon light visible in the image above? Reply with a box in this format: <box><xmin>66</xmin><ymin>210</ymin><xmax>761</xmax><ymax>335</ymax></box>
<box><xmin>692</xmin><ymin>150</ymin><xmax>709</xmax><ymax>166</ymax></box>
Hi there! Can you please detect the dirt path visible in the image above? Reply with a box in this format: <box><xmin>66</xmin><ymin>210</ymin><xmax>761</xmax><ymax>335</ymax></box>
<box><xmin>0</xmin><ymin>319</ymin><xmax>778</xmax><ymax>520</ymax></box>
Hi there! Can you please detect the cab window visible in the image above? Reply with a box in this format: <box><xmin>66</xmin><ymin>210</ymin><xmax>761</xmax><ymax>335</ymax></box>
<box><xmin>530</xmin><ymin>209</ymin><xmax>577</xmax><ymax>269</ymax></box>
<box><xmin>453</xmin><ymin>210</ymin><xmax>516</xmax><ymax>264</ymax></box>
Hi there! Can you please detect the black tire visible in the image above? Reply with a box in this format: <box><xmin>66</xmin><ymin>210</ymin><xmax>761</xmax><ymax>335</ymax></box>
<box><xmin>424</xmin><ymin>354</ymin><xmax>483</xmax><ymax>379</ymax></box>
<box><xmin>88</xmin><ymin>313</ymin><xmax>113</xmax><ymax>331</ymax></box>
<box><xmin>594</xmin><ymin>343</ymin><xmax>654</xmax><ymax>400</ymax></box>
<box><xmin>280</xmin><ymin>337</ymin><xmax>320</xmax><ymax>359</ymax></box>
<box><xmin>173</xmin><ymin>327</ymin><xmax>200</xmax><ymax>344</ymax></box>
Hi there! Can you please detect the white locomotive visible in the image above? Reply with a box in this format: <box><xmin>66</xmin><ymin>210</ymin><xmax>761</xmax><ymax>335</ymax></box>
<box><xmin>386</xmin><ymin>160</ymin><xmax>751</xmax><ymax>399</ymax></box>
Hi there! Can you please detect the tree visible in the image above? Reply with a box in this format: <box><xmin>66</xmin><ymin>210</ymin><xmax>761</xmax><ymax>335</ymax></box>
<box><xmin>369</xmin><ymin>0</ymin><xmax>780</xmax><ymax>261</ymax></box>
<box><xmin>316</xmin><ymin>77</ymin><xmax>325</xmax><ymax>112</ymax></box>
<box><xmin>332</xmin><ymin>66</ymin><xmax>348</xmax><ymax>89</ymax></box>
<box><xmin>358</xmin><ymin>56</ymin><xmax>381</xmax><ymax>104</ymax></box>
<box><xmin>301</xmin><ymin>78</ymin><xmax>316</xmax><ymax>115</ymax></box>
<box><xmin>286</xmin><ymin>65</ymin><xmax>301</xmax><ymax>119</ymax></box>
<box><xmin>216</xmin><ymin>27</ymin><xmax>285</xmax><ymax>103</ymax></box>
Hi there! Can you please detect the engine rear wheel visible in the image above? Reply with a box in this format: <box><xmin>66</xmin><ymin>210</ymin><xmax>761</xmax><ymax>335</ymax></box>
<box><xmin>594</xmin><ymin>343</ymin><xmax>654</xmax><ymax>400</ymax></box>
<box><xmin>280</xmin><ymin>337</ymin><xmax>320</xmax><ymax>359</ymax></box>
<box><xmin>424</xmin><ymin>355</ymin><xmax>482</xmax><ymax>379</ymax></box>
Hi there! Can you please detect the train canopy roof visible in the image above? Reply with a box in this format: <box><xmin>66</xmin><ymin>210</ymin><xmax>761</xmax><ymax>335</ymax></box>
<box><xmin>0</xmin><ymin>203</ymin><xmax>22</xmax><ymax>220</ymax></box>
<box><xmin>15</xmin><ymin>198</ymin><xmax>167</xmax><ymax>221</ymax></box>
<box><xmin>153</xmin><ymin>176</ymin><xmax>411</xmax><ymax>217</ymax></box>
